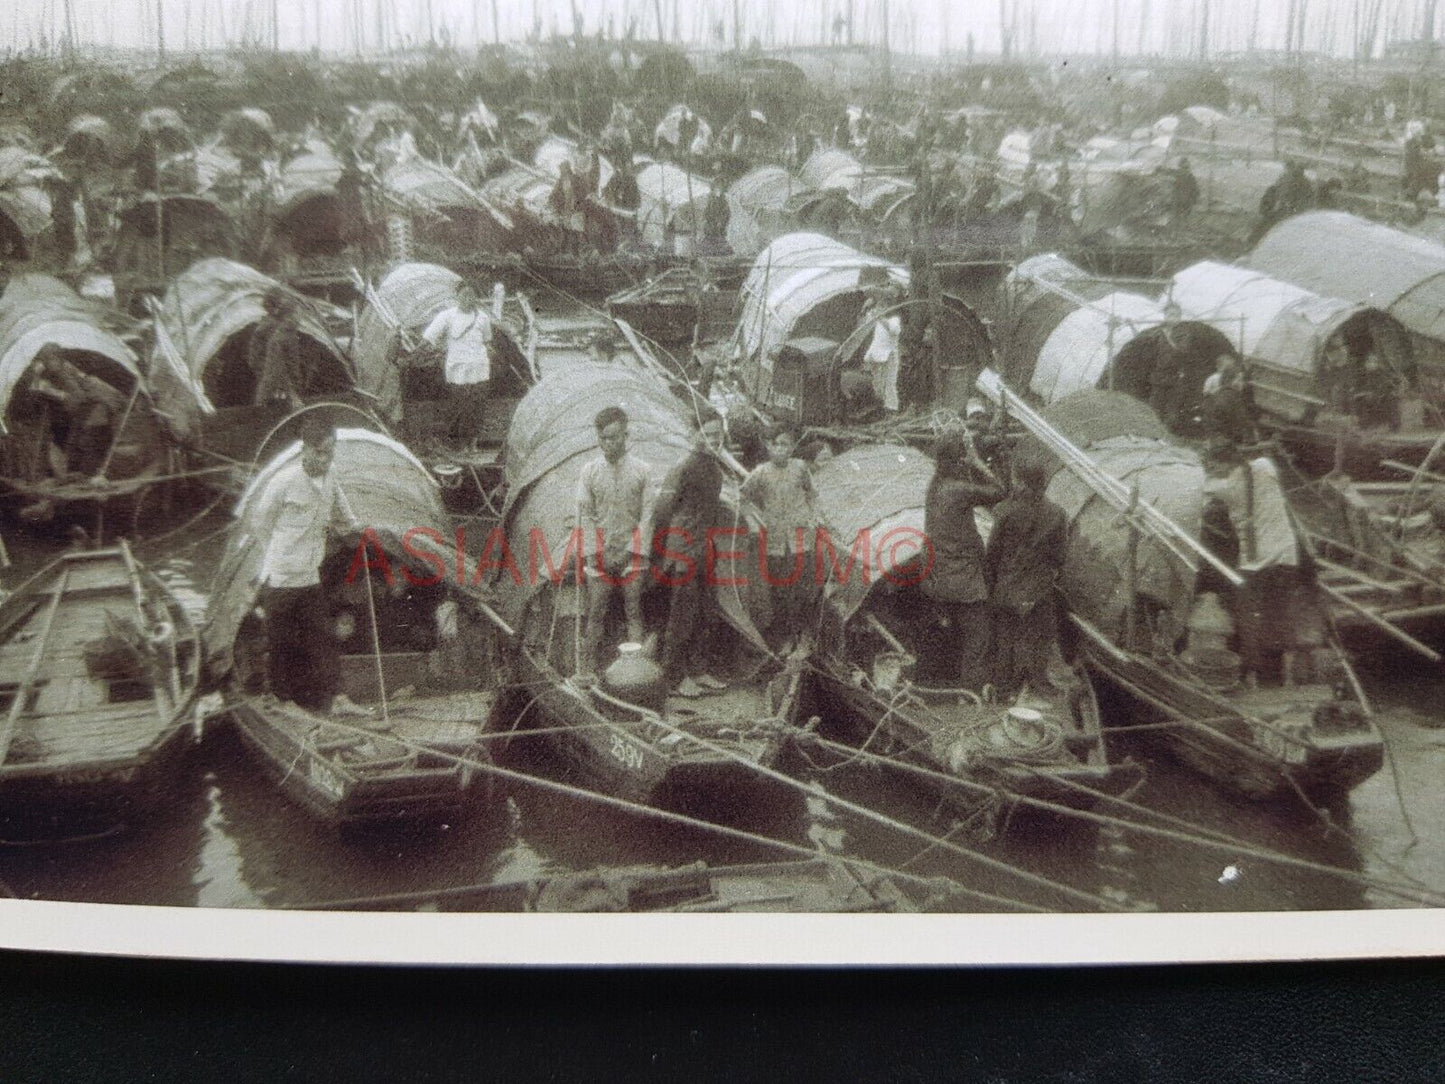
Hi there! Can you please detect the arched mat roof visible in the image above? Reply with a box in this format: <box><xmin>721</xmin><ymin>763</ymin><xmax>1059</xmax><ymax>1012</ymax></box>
<box><xmin>737</xmin><ymin>232</ymin><xmax>902</xmax><ymax>368</ymax></box>
<box><xmin>726</xmin><ymin>165</ymin><xmax>811</xmax><ymax>257</ymax></box>
<box><xmin>811</xmin><ymin>443</ymin><xmax>934</xmax><ymax>625</ymax></box>
<box><xmin>1169</xmin><ymin>260</ymin><xmax>1368</xmax><ymax>377</ymax></box>
<box><xmin>354</xmin><ymin>262</ymin><xmax>463</xmax><ymax>422</ymax></box>
<box><xmin>204</xmin><ymin>427</ymin><xmax>444</xmax><ymax>673</ymax></box>
<box><xmin>1031</xmin><ymin>291</ymin><xmax>1168</xmax><ymax>404</ymax></box>
<box><xmin>0</xmin><ymin>273</ymin><xmax>138</xmax><ymax>415</ymax></box>
<box><xmin>636</xmin><ymin>162</ymin><xmax>713</xmax><ymax>248</ymax></box>
<box><xmin>148</xmin><ymin>258</ymin><xmax>347</xmax><ymax>418</ymax></box>
<box><xmin>1247</xmin><ymin>211</ymin><xmax>1445</xmax><ymax>344</ymax></box>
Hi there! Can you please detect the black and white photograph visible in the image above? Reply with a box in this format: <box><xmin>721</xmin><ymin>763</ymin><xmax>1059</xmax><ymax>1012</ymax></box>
<box><xmin>0</xmin><ymin>0</ymin><xmax>1444</xmax><ymax>957</ymax></box>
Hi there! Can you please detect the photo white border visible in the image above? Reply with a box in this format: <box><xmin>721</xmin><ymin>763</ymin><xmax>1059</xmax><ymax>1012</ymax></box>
<box><xmin>2</xmin><ymin>900</ymin><xmax>1443</xmax><ymax>965</ymax></box>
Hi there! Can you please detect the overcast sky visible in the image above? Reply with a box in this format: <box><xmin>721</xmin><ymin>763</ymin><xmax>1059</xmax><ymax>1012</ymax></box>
<box><xmin>5</xmin><ymin>0</ymin><xmax>1438</xmax><ymax>63</ymax></box>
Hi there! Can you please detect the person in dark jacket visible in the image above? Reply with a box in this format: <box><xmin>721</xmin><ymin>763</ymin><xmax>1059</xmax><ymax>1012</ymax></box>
<box><xmin>985</xmin><ymin>459</ymin><xmax>1069</xmax><ymax>697</ymax></box>
<box><xmin>920</xmin><ymin>428</ymin><xmax>1007</xmax><ymax>689</ymax></box>
<box><xmin>652</xmin><ymin>412</ymin><xmax>726</xmax><ymax>691</ymax></box>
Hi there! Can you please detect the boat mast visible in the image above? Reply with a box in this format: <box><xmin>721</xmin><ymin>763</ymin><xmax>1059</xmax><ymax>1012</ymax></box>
<box><xmin>1199</xmin><ymin>0</ymin><xmax>1210</xmax><ymax>57</ymax></box>
<box><xmin>271</xmin><ymin>0</ymin><xmax>279</xmax><ymax>50</ymax></box>
<box><xmin>157</xmin><ymin>0</ymin><xmax>166</xmax><ymax>60</ymax></box>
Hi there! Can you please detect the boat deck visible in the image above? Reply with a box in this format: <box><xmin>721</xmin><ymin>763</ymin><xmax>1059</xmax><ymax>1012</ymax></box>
<box><xmin>0</xmin><ymin>553</ymin><xmax>184</xmax><ymax>769</ymax></box>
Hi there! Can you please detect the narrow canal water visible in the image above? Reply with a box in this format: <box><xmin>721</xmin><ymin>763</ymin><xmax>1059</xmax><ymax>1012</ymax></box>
<box><xmin>0</xmin><ymin>520</ymin><xmax>1441</xmax><ymax>915</ymax></box>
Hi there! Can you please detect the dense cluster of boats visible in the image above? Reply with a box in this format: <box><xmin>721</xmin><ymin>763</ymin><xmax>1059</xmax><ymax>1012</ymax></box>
<box><xmin>3</xmin><ymin>41</ymin><xmax>1445</xmax><ymax>912</ymax></box>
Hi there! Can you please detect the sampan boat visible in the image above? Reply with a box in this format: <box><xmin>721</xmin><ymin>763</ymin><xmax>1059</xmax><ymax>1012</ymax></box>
<box><xmin>0</xmin><ymin>542</ymin><xmax>199</xmax><ymax>839</ymax></box>
<box><xmin>204</xmin><ymin>427</ymin><xmax>498</xmax><ymax>829</ymax></box>
<box><xmin>293</xmin><ymin>855</ymin><xmax>931</xmax><ymax>913</ymax></box>
<box><xmin>979</xmin><ymin>379</ymin><xmax>1384</xmax><ymax>802</ymax></box>
<box><xmin>490</xmin><ymin>361</ymin><xmax>804</xmax><ymax>822</ymax></box>
<box><xmin>794</xmin><ymin>443</ymin><xmax>1143</xmax><ymax>828</ymax></box>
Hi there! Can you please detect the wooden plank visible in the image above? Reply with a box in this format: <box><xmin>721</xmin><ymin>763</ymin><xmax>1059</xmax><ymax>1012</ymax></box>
<box><xmin>0</xmin><ymin>566</ymin><xmax>70</xmax><ymax>766</ymax></box>
<box><xmin>1322</xmin><ymin>583</ymin><xmax>1442</xmax><ymax>663</ymax></box>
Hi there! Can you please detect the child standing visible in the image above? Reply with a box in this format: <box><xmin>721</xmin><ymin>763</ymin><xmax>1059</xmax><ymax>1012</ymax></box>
<box><xmin>741</xmin><ymin>423</ymin><xmax>818</xmax><ymax>655</ymax></box>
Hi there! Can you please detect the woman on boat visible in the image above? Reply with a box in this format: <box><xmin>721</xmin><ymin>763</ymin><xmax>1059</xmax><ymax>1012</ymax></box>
<box><xmin>920</xmin><ymin>428</ymin><xmax>1006</xmax><ymax>690</ymax></box>
<box><xmin>420</xmin><ymin>283</ymin><xmax>493</xmax><ymax>450</ymax></box>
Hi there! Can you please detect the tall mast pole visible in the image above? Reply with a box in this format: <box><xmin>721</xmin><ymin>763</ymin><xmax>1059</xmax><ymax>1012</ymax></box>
<box><xmin>272</xmin><ymin>0</ymin><xmax>279</xmax><ymax>49</ymax></box>
<box><xmin>157</xmin><ymin>0</ymin><xmax>166</xmax><ymax>60</ymax></box>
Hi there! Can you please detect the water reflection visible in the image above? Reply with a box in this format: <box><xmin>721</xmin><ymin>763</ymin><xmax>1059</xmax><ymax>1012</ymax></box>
<box><xmin>0</xmin><ymin>517</ymin><xmax>1439</xmax><ymax>913</ymax></box>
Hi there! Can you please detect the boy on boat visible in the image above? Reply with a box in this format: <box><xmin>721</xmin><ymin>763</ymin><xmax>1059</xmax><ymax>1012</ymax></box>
<box><xmin>740</xmin><ymin>422</ymin><xmax>818</xmax><ymax>657</ymax></box>
<box><xmin>985</xmin><ymin>460</ymin><xmax>1069</xmax><ymax>698</ymax></box>
<box><xmin>253</xmin><ymin>417</ymin><xmax>357</xmax><ymax>712</ymax></box>
<box><xmin>577</xmin><ymin>405</ymin><xmax>654</xmax><ymax>677</ymax></box>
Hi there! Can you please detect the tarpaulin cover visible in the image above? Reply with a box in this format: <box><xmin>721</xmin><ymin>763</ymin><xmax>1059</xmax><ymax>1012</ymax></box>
<box><xmin>479</xmin><ymin>165</ymin><xmax>555</xmax><ymax>220</ymax></box>
<box><xmin>737</xmin><ymin>232</ymin><xmax>903</xmax><ymax>371</ymax></box>
<box><xmin>203</xmin><ymin>427</ymin><xmax>444</xmax><ymax>673</ymax></box>
<box><xmin>350</xmin><ymin>101</ymin><xmax>415</xmax><ymax>148</ymax></box>
<box><xmin>354</xmin><ymin>262</ymin><xmax>463</xmax><ymax>421</ymax></box>
<box><xmin>1040</xmin><ymin>391</ymin><xmax>1205</xmax><ymax>641</ymax></box>
<box><xmin>273</xmin><ymin>147</ymin><xmax>345</xmax><ymax>219</ymax></box>
<box><xmin>1032</xmin><ymin>291</ymin><xmax>1168</xmax><ymax>403</ymax></box>
<box><xmin>0</xmin><ymin>273</ymin><xmax>139</xmax><ymax>415</ymax></box>
<box><xmin>1169</xmin><ymin>260</ymin><xmax>1364</xmax><ymax>375</ymax></box>
<box><xmin>0</xmin><ymin>147</ymin><xmax>56</xmax><ymax>240</ymax></box>
<box><xmin>811</xmin><ymin>443</ymin><xmax>936</xmax><ymax>625</ymax></box>
<box><xmin>635</xmin><ymin>162</ymin><xmax>712</xmax><ymax>248</ymax></box>
<box><xmin>148</xmin><ymin>257</ymin><xmax>346</xmax><ymax>418</ymax></box>
<box><xmin>999</xmin><ymin>253</ymin><xmax>1119</xmax><ymax>389</ymax></box>
<box><xmin>1247</xmin><ymin>211</ymin><xmax>1445</xmax><ymax>345</ymax></box>
<box><xmin>726</xmin><ymin>165</ymin><xmax>811</xmax><ymax>258</ymax></box>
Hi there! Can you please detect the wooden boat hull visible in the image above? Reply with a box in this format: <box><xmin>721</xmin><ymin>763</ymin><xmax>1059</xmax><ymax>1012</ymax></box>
<box><xmin>224</xmin><ymin>693</ymin><xmax>493</xmax><ymax>829</ymax></box>
<box><xmin>0</xmin><ymin>724</ymin><xmax>194</xmax><ymax>841</ymax></box>
<box><xmin>1083</xmin><ymin>644</ymin><xmax>1385</xmax><ymax>802</ymax></box>
<box><xmin>297</xmin><ymin>856</ymin><xmax>924</xmax><ymax>913</ymax></box>
<box><xmin>803</xmin><ymin>666</ymin><xmax>1143</xmax><ymax>823</ymax></box>
<box><xmin>503</xmin><ymin>649</ymin><xmax>801</xmax><ymax>822</ymax></box>
<box><xmin>0</xmin><ymin>545</ymin><xmax>202</xmax><ymax>838</ymax></box>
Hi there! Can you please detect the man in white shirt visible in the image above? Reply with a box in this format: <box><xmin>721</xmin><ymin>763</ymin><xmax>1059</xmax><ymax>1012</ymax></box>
<box><xmin>421</xmin><ymin>283</ymin><xmax>493</xmax><ymax>449</ymax></box>
<box><xmin>576</xmin><ymin>405</ymin><xmax>654</xmax><ymax>676</ymax></box>
<box><xmin>1203</xmin><ymin>446</ymin><xmax>1319</xmax><ymax>679</ymax></box>
<box><xmin>253</xmin><ymin>417</ymin><xmax>355</xmax><ymax>710</ymax></box>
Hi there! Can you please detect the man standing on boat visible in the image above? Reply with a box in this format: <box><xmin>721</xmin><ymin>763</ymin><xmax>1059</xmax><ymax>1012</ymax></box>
<box><xmin>421</xmin><ymin>283</ymin><xmax>492</xmax><ymax>450</ymax></box>
<box><xmin>577</xmin><ymin>405</ymin><xmax>654</xmax><ymax>677</ymax></box>
<box><xmin>254</xmin><ymin>417</ymin><xmax>357</xmax><ymax>712</ymax></box>
<box><xmin>651</xmin><ymin>410</ymin><xmax>726</xmax><ymax>695</ymax></box>
<box><xmin>920</xmin><ymin>428</ymin><xmax>1006</xmax><ymax>690</ymax></box>
<box><xmin>985</xmin><ymin>460</ymin><xmax>1069</xmax><ymax>698</ymax></box>
<box><xmin>1203</xmin><ymin>444</ymin><xmax>1319</xmax><ymax>683</ymax></box>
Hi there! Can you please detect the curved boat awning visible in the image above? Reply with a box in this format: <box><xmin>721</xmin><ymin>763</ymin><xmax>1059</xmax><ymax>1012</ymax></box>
<box><xmin>0</xmin><ymin>147</ymin><xmax>56</xmax><ymax>241</ymax></box>
<box><xmin>799</xmin><ymin>148</ymin><xmax>862</xmax><ymax>192</ymax></box>
<box><xmin>0</xmin><ymin>273</ymin><xmax>139</xmax><ymax>416</ymax></box>
<box><xmin>725</xmin><ymin>165</ymin><xmax>811</xmax><ymax>258</ymax></box>
<box><xmin>636</xmin><ymin>162</ymin><xmax>712</xmax><ymax>248</ymax></box>
<box><xmin>532</xmin><ymin>134</ymin><xmax>615</xmax><ymax>191</ymax></box>
<box><xmin>1168</xmin><ymin>260</ymin><xmax>1372</xmax><ymax>378</ymax></box>
<box><xmin>381</xmin><ymin>157</ymin><xmax>512</xmax><ymax>231</ymax></box>
<box><xmin>1248</xmin><ymin>211</ymin><xmax>1445</xmax><ymax>346</ymax></box>
<box><xmin>148</xmin><ymin>257</ymin><xmax>348</xmax><ymax>419</ymax></box>
<box><xmin>204</xmin><ymin>427</ymin><xmax>445</xmax><ymax>671</ymax></box>
<box><xmin>811</xmin><ymin>443</ymin><xmax>934</xmax><ymax>625</ymax></box>
<box><xmin>737</xmin><ymin>232</ymin><xmax>902</xmax><ymax>370</ymax></box>
<box><xmin>496</xmin><ymin>362</ymin><xmax>696</xmax><ymax>624</ymax></box>
<box><xmin>1031</xmin><ymin>291</ymin><xmax>1169</xmax><ymax>404</ymax></box>
<box><xmin>354</xmin><ymin>262</ymin><xmax>463</xmax><ymax>421</ymax></box>
<box><xmin>273</xmin><ymin>148</ymin><xmax>346</xmax><ymax>222</ymax></box>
